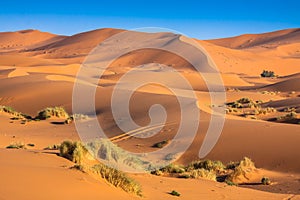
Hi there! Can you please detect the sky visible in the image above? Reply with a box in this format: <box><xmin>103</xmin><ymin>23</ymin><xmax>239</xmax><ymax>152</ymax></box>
<box><xmin>0</xmin><ymin>0</ymin><xmax>299</xmax><ymax>39</ymax></box>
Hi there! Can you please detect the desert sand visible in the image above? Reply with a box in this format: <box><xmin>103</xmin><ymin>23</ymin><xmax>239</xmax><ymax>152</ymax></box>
<box><xmin>0</xmin><ymin>28</ymin><xmax>300</xmax><ymax>199</ymax></box>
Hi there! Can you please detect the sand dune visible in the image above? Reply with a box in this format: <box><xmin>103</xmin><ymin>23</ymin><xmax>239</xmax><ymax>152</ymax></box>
<box><xmin>0</xmin><ymin>29</ymin><xmax>65</xmax><ymax>52</ymax></box>
<box><xmin>27</xmin><ymin>28</ymin><xmax>124</xmax><ymax>59</ymax></box>
<box><xmin>207</xmin><ymin>28</ymin><xmax>300</xmax><ymax>49</ymax></box>
<box><xmin>1</xmin><ymin>28</ymin><xmax>300</xmax><ymax>199</ymax></box>
<box><xmin>260</xmin><ymin>78</ymin><xmax>300</xmax><ymax>92</ymax></box>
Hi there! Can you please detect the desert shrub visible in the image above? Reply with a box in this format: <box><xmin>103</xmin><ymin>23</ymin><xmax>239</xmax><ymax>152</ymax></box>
<box><xmin>64</xmin><ymin>114</ymin><xmax>89</xmax><ymax>124</ymax></box>
<box><xmin>226</xmin><ymin>98</ymin><xmax>261</xmax><ymax>110</ymax></box>
<box><xmin>59</xmin><ymin>141</ymin><xmax>88</xmax><ymax>164</ymax></box>
<box><xmin>245</xmin><ymin>115</ymin><xmax>257</xmax><ymax>120</ymax></box>
<box><xmin>277</xmin><ymin>111</ymin><xmax>298</xmax><ymax>121</ymax></box>
<box><xmin>261</xmin><ymin>91</ymin><xmax>280</xmax><ymax>95</ymax></box>
<box><xmin>151</xmin><ymin>169</ymin><xmax>164</xmax><ymax>176</ymax></box>
<box><xmin>225</xmin><ymin>107</ymin><xmax>239</xmax><ymax>114</ymax></box>
<box><xmin>237</xmin><ymin>97</ymin><xmax>251</xmax><ymax>104</ymax></box>
<box><xmin>0</xmin><ymin>106</ymin><xmax>15</xmax><ymax>114</ymax></box>
<box><xmin>226</xmin><ymin>88</ymin><xmax>240</xmax><ymax>92</ymax></box>
<box><xmin>36</xmin><ymin>107</ymin><xmax>69</xmax><ymax>120</ymax></box>
<box><xmin>226</xmin><ymin>101</ymin><xmax>243</xmax><ymax>108</ymax></box>
<box><xmin>152</xmin><ymin>140</ymin><xmax>169</xmax><ymax>148</ymax></box>
<box><xmin>178</xmin><ymin>173</ymin><xmax>191</xmax><ymax>179</ymax></box>
<box><xmin>226</xmin><ymin>161</ymin><xmax>239</xmax><ymax>170</ymax></box>
<box><xmin>0</xmin><ymin>105</ymin><xmax>29</xmax><ymax>119</ymax></box>
<box><xmin>44</xmin><ymin>144</ymin><xmax>60</xmax><ymax>150</ymax></box>
<box><xmin>161</xmin><ymin>164</ymin><xmax>185</xmax><ymax>174</ymax></box>
<box><xmin>256</xmin><ymin>107</ymin><xmax>276</xmax><ymax>115</ymax></box>
<box><xmin>27</xmin><ymin>143</ymin><xmax>35</xmax><ymax>147</ymax></box>
<box><xmin>187</xmin><ymin>160</ymin><xmax>225</xmax><ymax>173</ymax></box>
<box><xmin>283</xmin><ymin>107</ymin><xmax>296</xmax><ymax>112</ymax></box>
<box><xmin>261</xmin><ymin>70</ymin><xmax>275</xmax><ymax>78</ymax></box>
<box><xmin>169</xmin><ymin>190</ymin><xmax>181</xmax><ymax>197</ymax></box>
<box><xmin>261</xmin><ymin>177</ymin><xmax>271</xmax><ymax>185</ymax></box>
<box><xmin>91</xmin><ymin>164</ymin><xmax>142</xmax><ymax>196</ymax></box>
<box><xmin>6</xmin><ymin>142</ymin><xmax>26</xmax><ymax>149</ymax></box>
<box><xmin>189</xmin><ymin>168</ymin><xmax>217</xmax><ymax>181</ymax></box>
<box><xmin>59</xmin><ymin>140</ymin><xmax>142</xmax><ymax>196</ymax></box>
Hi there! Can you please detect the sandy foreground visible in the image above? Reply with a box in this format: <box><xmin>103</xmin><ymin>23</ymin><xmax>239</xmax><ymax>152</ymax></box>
<box><xmin>0</xmin><ymin>28</ymin><xmax>300</xmax><ymax>199</ymax></box>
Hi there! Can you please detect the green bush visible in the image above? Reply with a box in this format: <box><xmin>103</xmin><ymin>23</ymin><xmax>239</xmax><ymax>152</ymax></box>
<box><xmin>225</xmin><ymin>180</ymin><xmax>238</xmax><ymax>186</ymax></box>
<box><xmin>226</xmin><ymin>161</ymin><xmax>239</xmax><ymax>170</ymax></box>
<box><xmin>152</xmin><ymin>140</ymin><xmax>169</xmax><ymax>148</ymax></box>
<box><xmin>169</xmin><ymin>190</ymin><xmax>181</xmax><ymax>197</ymax></box>
<box><xmin>6</xmin><ymin>142</ymin><xmax>26</xmax><ymax>149</ymax></box>
<box><xmin>187</xmin><ymin>160</ymin><xmax>225</xmax><ymax>172</ymax></box>
<box><xmin>59</xmin><ymin>140</ymin><xmax>142</xmax><ymax>196</ymax></box>
<box><xmin>36</xmin><ymin>107</ymin><xmax>69</xmax><ymax>120</ymax></box>
<box><xmin>261</xmin><ymin>177</ymin><xmax>271</xmax><ymax>185</ymax></box>
<box><xmin>161</xmin><ymin>164</ymin><xmax>185</xmax><ymax>173</ymax></box>
<box><xmin>0</xmin><ymin>105</ymin><xmax>29</xmax><ymax>119</ymax></box>
<box><xmin>261</xmin><ymin>70</ymin><xmax>275</xmax><ymax>78</ymax></box>
<box><xmin>276</xmin><ymin>111</ymin><xmax>298</xmax><ymax>121</ymax></box>
<box><xmin>59</xmin><ymin>141</ymin><xmax>88</xmax><ymax>164</ymax></box>
<box><xmin>44</xmin><ymin>144</ymin><xmax>60</xmax><ymax>150</ymax></box>
<box><xmin>189</xmin><ymin>168</ymin><xmax>217</xmax><ymax>181</ymax></box>
<box><xmin>91</xmin><ymin>164</ymin><xmax>142</xmax><ymax>196</ymax></box>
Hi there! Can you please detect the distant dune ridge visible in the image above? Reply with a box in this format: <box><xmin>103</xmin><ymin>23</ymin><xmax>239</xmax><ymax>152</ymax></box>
<box><xmin>206</xmin><ymin>28</ymin><xmax>300</xmax><ymax>49</ymax></box>
<box><xmin>0</xmin><ymin>27</ymin><xmax>299</xmax><ymax>74</ymax></box>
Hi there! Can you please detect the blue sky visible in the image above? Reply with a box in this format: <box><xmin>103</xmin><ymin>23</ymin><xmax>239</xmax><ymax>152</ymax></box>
<box><xmin>0</xmin><ymin>0</ymin><xmax>299</xmax><ymax>39</ymax></box>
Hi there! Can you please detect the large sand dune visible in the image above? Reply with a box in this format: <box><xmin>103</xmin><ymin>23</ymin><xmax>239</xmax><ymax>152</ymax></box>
<box><xmin>1</xmin><ymin>28</ymin><xmax>300</xmax><ymax>199</ymax></box>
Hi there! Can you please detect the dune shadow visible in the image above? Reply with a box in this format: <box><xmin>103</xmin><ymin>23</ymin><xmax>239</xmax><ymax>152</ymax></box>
<box><xmin>50</xmin><ymin>121</ymin><xmax>65</xmax><ymax>125</ymax></box>
<box><xmin>239</xmin><ymin>182</ymin><xmax>262</xmax><ymax>186</ymax></box>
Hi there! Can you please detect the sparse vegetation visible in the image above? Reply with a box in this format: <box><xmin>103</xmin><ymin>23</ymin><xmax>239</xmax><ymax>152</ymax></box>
<box><xmin>261</xmin><ymin>177</ymin><xmax>271</xmax><ymax>185</ymax></box>
<box><xmin>226</xmin><ymin>88</ymin><xmax>240</xmax><ymax>92</ymax></box>
<box><xmin>187</xmin><ymin>160</ymin><xmax>225</xmax><ymax>173</ymax></box>
<box><xmin>44</xmin><ymin>144</ymin><xmax>60</xmax><ymax>150</ymax></box>
<box><xmin>189</xmin><ymin>168</ymin><xmax>217</xmax><ymax>181</ymax></box>
<box><xmin>0</xmin><ymin>105</ymin><xmax>29</xmax><ymax>119</ymax></box>
<box><xmin>283</xmin><ymin>107</ymin><xmax>296</xmax><ymax>112</ymax></box>
<box><xmin>225</xmin><ymin>97</ymin><xmax>300</xmax><ymax>125</ymax></box>
<box><xmin>260</xmin><ymin>91</ymin><xmax>280</xmax><ymax>95</ymax></box>
<box><xmin>64</xmin><ymin>113</ymin><xmax>89</xmax><ymax>124</ymax></box>
<box><xmin>59</xmin><ymin>141</ymin><xmax>88</xmax><ymax>164</ymax></box>
<box><xmin>91</xmin><ymin>164</ymin><xmax>142</xmax><ymax>196</ymax></box>
<box><xmin>169</xmin><ymin>190</ymin><xmax>181</xmax><ymax>197</ymax></box>
<box><xmin>276</xmin><ymin>111</ymin><xmax>298</xmax><ymax>123</ymax></box>
<box><xmin>0</xmin><ymin>105</ymin><xmax>91</xmax><ymax>125</ymax></box>
<box><xmin>6</xmin><ymin>142</ymin><xmax>26</xmax><ymax>149</ymax></box>
<box><xmin>153</xmin><ymin>159</ymin><xmax>224</xmax><ymax>181</ymax></box>
<box><xmin>58</xmin><ymin>140</ymin><xmax>142</xmax><ymax>196</ymax></box>
<box><xmin>152</xmin><ymin>140</ymin><xmax>169</xmax><ymax>148</ymax></box>
<box><xmin>226</xmin><ymin>98</ymin><xmax>262</xmax><ymax>110</ymax></box>
<box><xmin>260</xmin><ymin>70</ymin><xmax>276</xmax><ymax>78</ymax></box>
<box><xmin>35</xmin><ymin>107</ymin><xmax>69</xmax><ymax>120</ymax></box>
<box><xmin>161</xmin><ymin>164</ymin><xmax>186</xmax><ymax>174</ymax></box>
<box><xmin>255</xmin><ymin>107</ymin><xmax>276</xmax><ymax>115</ymax></box>
<box><xmin>151</xmin><ymin>157</ymin><xmax>267</xmax><ymax>186</ymax></box>
<box><xmin>225</xmin><ymin>180</ymin><xmax>238</xmax><ymax>186</ymax></box>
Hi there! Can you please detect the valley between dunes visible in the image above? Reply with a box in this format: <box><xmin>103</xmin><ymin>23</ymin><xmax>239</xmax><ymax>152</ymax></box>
<box><xmin>0</xmin><ymin>28</ymin><xmax>300</xmax><ymax>199</ymax></box>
